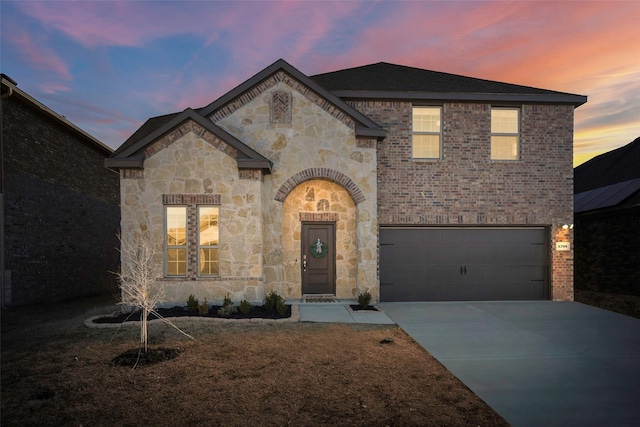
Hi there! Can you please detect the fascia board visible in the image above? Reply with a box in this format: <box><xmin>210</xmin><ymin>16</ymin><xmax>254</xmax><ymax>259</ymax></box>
<box><xmin>114</xmin><ymin>108</ymin><xmax>269</xmax><ymax>165</ymax></box>
<box><xmin>104</xmin><ymin>156</ymin><xmax>144</xmax><ymax>169</ymax></box>
<box><xmin>329</xmin><ymin>90</ymin><xmax>588</xmax><ymax>106</ymax></box>
<box><xmin>2</xmin><ymin>77</ymin><xmax>113</xmax><ymax>155</ymax></box>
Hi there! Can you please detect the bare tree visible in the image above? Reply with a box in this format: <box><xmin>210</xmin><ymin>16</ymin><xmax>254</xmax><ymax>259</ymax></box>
<box><xmin>116</xmin><ymin>232</ymin><xmax>193</xmax><ymax>352</ymax></box>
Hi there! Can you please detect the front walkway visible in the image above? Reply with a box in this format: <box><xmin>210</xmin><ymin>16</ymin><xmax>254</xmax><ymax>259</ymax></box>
<box><xmin>379</xmin><ymin>301</ymin><xmax>640</xmax><ymax>427</ymax></box>
<box><xmin>298</xmin><ymin>301</ymin><xmax>395</xmax><ymax>324</ymax></box>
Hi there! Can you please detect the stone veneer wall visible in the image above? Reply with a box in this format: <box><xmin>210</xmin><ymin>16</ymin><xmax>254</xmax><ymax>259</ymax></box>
<box><xmin>120</xmin><ymin>125</ymin><xmax>265</xmax><ymax>304</ymax></box>
<box><xmin>281</xmin><ymin>180</ymin><xmax>358</xmax><ymax>299</ymax></box>
<box><xmin>350</xmin><ymin>100</ymin><xmax>575</xmax><ymax>301</ymax></box>
<box><xmin>215</xmin><ymin>79</ymin><xmax>379</xmax><ymax>301</ymax></box>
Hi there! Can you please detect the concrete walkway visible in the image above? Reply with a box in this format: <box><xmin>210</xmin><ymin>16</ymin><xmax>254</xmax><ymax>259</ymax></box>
<box><xmin>378</xmin><ymin>301</ymin><xmax>640</xmax><ymax>427</ymax></box>
<box><xmin>298</xmin><ymin>303</ymin><xmax>395</xmax><ymax>324</ymax></box>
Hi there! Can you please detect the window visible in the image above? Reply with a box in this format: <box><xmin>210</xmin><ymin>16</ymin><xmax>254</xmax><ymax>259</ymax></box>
<box><xmin>491</xmin><ymin>108</ymin><xmax>519</xmax><ymax>160</ymax></box>
<box><xmin>165</xmin><ymin>206</ymin><xmax>187</xmax><ymax>276</ymax></box>
<box><xmin>412</xmin><ymin>107</ymin><xmax>441</xmax><ymax>159</ymax></box>
<box><xmin>164</xmin><ymin>205</ymin><xmax>220</xmax><ymax>277</ymax></box>
<box><xmin>198</xmin><ymin>206</ymin><xmax>219</xmax><ymax>276</ymax></box>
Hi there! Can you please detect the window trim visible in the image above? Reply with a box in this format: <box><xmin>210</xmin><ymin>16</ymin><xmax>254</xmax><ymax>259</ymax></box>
<box><xmin>490</xmin><ymin>107</ymin><xmax>520</xmax><ymax>161</ymax></box>
<box><xmin>412</xmin><ymin>106</ymin><xmax>443</xmax><ymax>160</ymax></box>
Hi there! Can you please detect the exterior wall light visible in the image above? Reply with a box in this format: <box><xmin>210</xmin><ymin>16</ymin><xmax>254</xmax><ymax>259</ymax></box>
<box><xmin>562</xmin><ymin>223</ymin><xmax>574</xmax><ymax>230</ymax></box>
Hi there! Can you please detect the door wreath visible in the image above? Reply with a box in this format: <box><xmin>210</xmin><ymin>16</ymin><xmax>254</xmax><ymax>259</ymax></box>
<box><xmin>310</xmin><ymin>238</ymin><xmax>328</xmax><ymax>258</ymax></box>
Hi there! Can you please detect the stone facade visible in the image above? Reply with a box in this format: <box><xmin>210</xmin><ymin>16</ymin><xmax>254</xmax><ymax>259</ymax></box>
<box><xmin>119</xmin><ymin>78</ymin><xmax>378</xmax><ymax>304</ymax></box>
<box><xmin>214</xmin><ymin>80</ymin><xmax>378</xmax><ymax>302</ymax></box>
<box><xmin>352</xmin><ymin>101</ymin><xmax>575</xmax><ymax>300</ymax></box>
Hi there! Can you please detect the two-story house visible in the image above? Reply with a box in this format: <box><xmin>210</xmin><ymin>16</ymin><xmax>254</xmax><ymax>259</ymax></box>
<box><xmin>106</xmin><ymin>59</ymin><xmax>586</xmax><ymax>305</ymax></box>
<box><xmin>2</xmin><ymin>74</ymin><xmax>120</xmax><ymax>306</ymax></box>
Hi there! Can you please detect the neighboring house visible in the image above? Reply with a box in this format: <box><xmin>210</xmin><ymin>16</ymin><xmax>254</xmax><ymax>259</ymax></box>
<box><xmin>574</xmin><ymin>137</ymin><xmax>640</xmax><ymax>296</ymax></box>
<box><xmin>1</xmin><ymin>74</ymin><xmax>120</xmax><ymax>306</ymax></box>
<box><xmin>105</xmin><ymin>59</ymin><xmax>586</xmax><ymax>304</ymax></box>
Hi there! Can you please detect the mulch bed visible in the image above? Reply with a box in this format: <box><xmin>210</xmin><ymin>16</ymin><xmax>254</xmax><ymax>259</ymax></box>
<box><xmin>93</xmin><ymin>304</ymin><xmax>291</xmax><ymax>324</ymax></box>
<box><xmin>111</xmin><ymin>347</ymin><xmax>181</xmax><ymax>367</ymax></box>
<box><xmin>349</xmin><ymin>304</ymin><xmax>380</xmax><ymax>311</ymax></box>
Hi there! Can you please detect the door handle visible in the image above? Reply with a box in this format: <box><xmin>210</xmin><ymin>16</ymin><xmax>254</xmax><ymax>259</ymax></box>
<box><xmin>303</xmin><ymin>255</ymin><xmax>307</xmax><ymax>272</ymax></box>
<box><xmin>460</xmin><ymin>265</ymin><xmax>468</xmax><ymax>275</ymax></box>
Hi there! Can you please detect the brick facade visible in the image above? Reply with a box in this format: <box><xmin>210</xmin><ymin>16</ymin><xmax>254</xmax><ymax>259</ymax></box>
<box><xmin>351</xmin><ymin>100</ymin><xmax>575</xmax><ymax>300</ymax></box>
<box><xmin>2</xmin><ymin>87</ymin><xmax>120</xmax><ymax>306</ymax></box>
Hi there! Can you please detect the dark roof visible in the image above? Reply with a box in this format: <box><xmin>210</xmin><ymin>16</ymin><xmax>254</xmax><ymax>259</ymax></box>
<box><xmin>574</xmin><ymin>178</ymin><xmax>640</xmax><ymax>213</ymax></box>
<box><xmin>106</xmin><ymin>108</ymin><xmax>271</xmax><ymax>172</ymax></box>
<box><xmin>311</xmin><ymin>62</ymin><xmax>587</xmax><ymax>105</ymax></box>
<box><xmin>111</xmin><ymin>112</ymin><xmax>180</xmax><ymax>157</ymax></box>
<box><xmin>110</xmin><ymin>59</ymin><xmax>587</xmax><ymax>162</ymax></box>
<box><xmin>574</xmin><ymin>137</ymin><xmax>640</xmax><ymax>193</ymax></box>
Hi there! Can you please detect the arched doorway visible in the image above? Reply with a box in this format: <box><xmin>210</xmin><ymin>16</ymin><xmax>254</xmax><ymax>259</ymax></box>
<box><xmin>281</xmin><ymin>179</ymin><xmax>357</xmax><ymax>298</ymax></box>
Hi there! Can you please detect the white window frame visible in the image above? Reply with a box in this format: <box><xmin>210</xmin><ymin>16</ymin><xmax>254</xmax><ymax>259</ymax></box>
<box><xmin>412</xmin><ymin>106</ymin><xmax>442</xmax><ymax>160</ymax></box>
<box><xmin>491</xmin><ymin>108</ymin><xmax>520</xmax><ymax>161</ymax></box>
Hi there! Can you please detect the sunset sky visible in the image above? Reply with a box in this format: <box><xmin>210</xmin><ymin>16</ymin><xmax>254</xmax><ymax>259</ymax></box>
<box><xmin>1</xmin><ymin>0</ymin><xmax>638</xmax><ymax>166</ymax></box>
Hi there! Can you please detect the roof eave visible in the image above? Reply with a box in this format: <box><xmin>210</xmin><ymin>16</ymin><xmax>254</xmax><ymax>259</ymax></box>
<box><xmin>104</xmin><ymin>156</ymin><xmax>144</xmax><ymax>170</ymax></box>
<box><xmin>2</xmin><ymin>76</ymin><xmax>114</xmax><ymax>154</ymax></box>
<box><xmin>329</xmin><ymin>90</ymin><xmax>588</xmax><ymax>106</ymax></box>
<box><xmin>355</xmin><ymin>126</ymin><xmax>387</xmax><ymax>138</ymax></box>
<box><xmin>237</xmin><ymin>159</ymin><xmax>273</xmax><ymax>173</ymax></box>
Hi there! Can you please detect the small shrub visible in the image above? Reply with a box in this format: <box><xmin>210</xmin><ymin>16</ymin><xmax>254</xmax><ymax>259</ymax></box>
<box><xmin>197</xmin><ymin>299</ymin><xmax>209</xmax><ymax>316</ymax></box>
<box><xmin>265</xmin><ymin>290</ymin><xmax>281</xmax><ymax>310</ymax></box>
<box><xmin>223</xmin><ymin>294</ymin><xmax>233</xmax><ymax>308</ymax></box>
<box><xmin>187</xmin><ymin>294</ymin><xmax>199</xmax><ymax>312</ymax></box>
<box><xmin>217</xmin><ymin>304</ymin><xmax>237</xmax><ymax>316</ymax></box>
<box><xmin>276</xmin><ymin>297</ymin><xmax>287</xmax><ymax>316</ymax></box>
<box><xmin>357</xmin><ymin>290</ymin><xmax>372</xmax><ymax>308</ymax></box>
<box><xmin>239</xmin><ymin>299</ymin><xmax>253</xmax><ymax>315</ymax></box>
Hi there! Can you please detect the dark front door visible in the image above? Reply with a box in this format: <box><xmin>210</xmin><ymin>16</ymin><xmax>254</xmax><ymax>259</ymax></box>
<box><xmin>301</xmin><ymin>222</ymin><xmax>336</xmax><ymax>295</ymax></box>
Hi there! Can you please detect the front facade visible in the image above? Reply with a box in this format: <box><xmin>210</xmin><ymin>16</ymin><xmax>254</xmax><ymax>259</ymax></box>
<box><xmin>106</xmin><ymin>59</ymin><xmax>585</xmax><ymax>305</ymax></box>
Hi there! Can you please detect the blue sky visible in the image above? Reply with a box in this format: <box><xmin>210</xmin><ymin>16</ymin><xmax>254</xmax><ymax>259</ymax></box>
<box><xmin>1</xmin><ymin>0</ymin><xmax>639</xmax><ymax>165</ymax></box>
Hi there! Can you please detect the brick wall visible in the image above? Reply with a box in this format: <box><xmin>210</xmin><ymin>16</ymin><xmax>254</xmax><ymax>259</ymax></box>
<box><xmin>2</xmin><ymin>94</ymin><xmax>120</xmax><ymax>305</ymax></box>
<box><xmin>350</xmin><ymin>100</ymin><xmax>575</xmax><ymax>300</ymax></box>
<box><xmin>575</xmin><ymin>209</ymin><xmax>640</xmax><ymax>295</ymax></box>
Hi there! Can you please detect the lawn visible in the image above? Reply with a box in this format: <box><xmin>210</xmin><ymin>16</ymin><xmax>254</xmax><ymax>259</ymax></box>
<box><xmin>1</xmin><ymin>296</ymin><xmax>509</xmax><ymax>426</ymax></box>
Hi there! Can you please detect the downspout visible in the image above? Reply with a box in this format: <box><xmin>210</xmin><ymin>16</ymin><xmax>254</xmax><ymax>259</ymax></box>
<box><xmin>1</xmin><ymin>84</ymin><xmax>13</xmax><ymax>308</ymax></box>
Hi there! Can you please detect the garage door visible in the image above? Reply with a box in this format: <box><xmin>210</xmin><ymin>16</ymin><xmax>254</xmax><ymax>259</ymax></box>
<box><xmin>380</xmin><ymin>227</ymin><xmax>549</xmax><ymax>301</ymax></box>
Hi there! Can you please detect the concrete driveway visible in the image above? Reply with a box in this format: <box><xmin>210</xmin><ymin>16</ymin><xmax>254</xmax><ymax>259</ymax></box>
<box><xmin>378</xmin><ymin>301</ymin><xmax>640</xmax><ymax>427</ymax></box>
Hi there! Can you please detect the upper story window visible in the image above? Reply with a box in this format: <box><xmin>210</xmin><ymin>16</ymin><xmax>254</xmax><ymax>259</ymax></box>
<box><xmin>491</xmin><ymin>108</ymin><xmax>519</xmax><ymax>160</ymax></box>
<box><xmin>412</xmin><ymin>107</ymin><xmax>442</xmax><ymax>159</ymax></box>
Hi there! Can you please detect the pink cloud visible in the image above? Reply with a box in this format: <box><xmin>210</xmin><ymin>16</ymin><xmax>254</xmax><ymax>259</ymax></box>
<box><xmin>3</xmin><ymin>21</ymin><xmax>72</xmax><ymax>82</ymax></box>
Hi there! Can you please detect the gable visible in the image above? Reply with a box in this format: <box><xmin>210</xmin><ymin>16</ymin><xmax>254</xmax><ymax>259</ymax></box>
<box><xmin>105</xmin><ymin>108</ymin><xmax>271</xmax><ymax>172</ymax></box>
<box><xmin>198</xmin><ymin>59</ymin><xmax>386</xmax><ymax>139</ymax></box>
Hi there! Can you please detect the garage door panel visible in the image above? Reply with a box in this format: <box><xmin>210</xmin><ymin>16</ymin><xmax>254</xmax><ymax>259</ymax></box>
<box><xmin>380</xmin><ymin>228</ymin><xmax>549</xmax><ymax>301</ymax></box>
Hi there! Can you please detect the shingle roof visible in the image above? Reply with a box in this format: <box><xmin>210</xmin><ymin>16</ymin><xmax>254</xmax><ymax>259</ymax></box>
<box><xmin>574</xmin><ymin>178</ymin><xmax>640</xmax><ymax>213</ymax></box>
<box><xmin>310</xmin><ymin>62</ymin><xmax>586</xmax><ymax>104</ymax></box>
<box><xmin>574</xmin><ymin>137</ymin><xmax>640</xmax><ymax>193</ymax></box>
<box><xmin>111</xmin><ymin>112</ymin><xmax>180</xmax><ymax>157</ymax></box>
